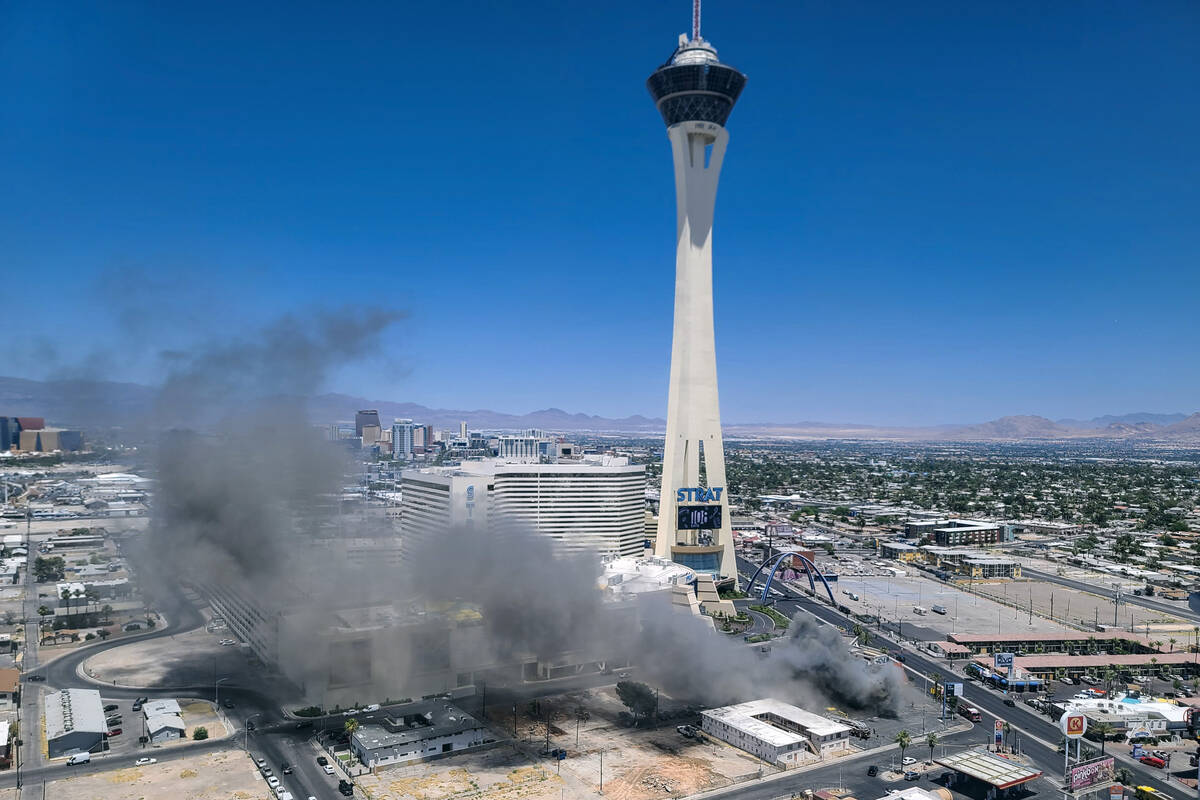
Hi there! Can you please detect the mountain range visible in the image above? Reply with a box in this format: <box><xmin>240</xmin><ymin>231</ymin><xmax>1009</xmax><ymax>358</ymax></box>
<box><xmin>1</xmin><ymin>374</ymin><xmax>1197</xmax><ymax>442</ymax></box>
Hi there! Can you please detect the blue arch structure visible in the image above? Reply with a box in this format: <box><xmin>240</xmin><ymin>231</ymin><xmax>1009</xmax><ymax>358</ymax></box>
<box><xmin>745</xmin><ymin>552</ymin><xmax>837</xmax><ymax>605</ymax></box>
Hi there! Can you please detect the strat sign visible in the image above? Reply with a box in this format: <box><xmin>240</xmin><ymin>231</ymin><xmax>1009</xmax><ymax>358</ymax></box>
<box><xmin>677</xmin><ymin>487</ymin><xmax>724</xmax><ymax>503</ymax></box>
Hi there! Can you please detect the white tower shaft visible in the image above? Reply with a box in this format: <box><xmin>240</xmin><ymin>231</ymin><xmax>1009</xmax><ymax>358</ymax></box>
<box><xmin>654</xmin><ymin>120</ymin><xmax>735</xmax><ymax>578</ymax></box>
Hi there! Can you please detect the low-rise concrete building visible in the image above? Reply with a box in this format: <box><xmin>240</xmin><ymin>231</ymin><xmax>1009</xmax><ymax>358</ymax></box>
<box><xmin>146</xmin><ymin>713</ymin><xmax>186</xmax><ymax>743</ymax></box>
<box><xmin>700</xmin><ymin>699</ymin><xmax>852</xmax><ymax>766</ymax></box>
<box><xmin>0</xmin><ymin>668</ymin><xmax>18</xmax><ymax>708</ymax></box>
<box><xmin>45</xmin><ymin>688</ymin><xmax>106</xmax><ymax>758</ymax></box>
<box><xmin>350</xmin><ymin>702</ymin><xmax>488</xmax><ymax>768</ymax></box>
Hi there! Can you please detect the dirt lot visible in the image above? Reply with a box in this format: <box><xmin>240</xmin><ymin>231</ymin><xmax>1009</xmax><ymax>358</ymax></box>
<box><xmin>44</xmin><ymin>748</ymin><xmax>269</xmax><ymax>800</ymax></box>
<box><xmin>357</xmin><ymin>687</ymin><xmax>792</xmax><ymax>800</ymax></box>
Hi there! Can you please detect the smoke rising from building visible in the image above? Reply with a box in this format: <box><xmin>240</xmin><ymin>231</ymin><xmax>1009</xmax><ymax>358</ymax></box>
<box><xmin>139</xmin><ymin>309</ymin><xmax>906</xmax><ymax>717</ymax></box>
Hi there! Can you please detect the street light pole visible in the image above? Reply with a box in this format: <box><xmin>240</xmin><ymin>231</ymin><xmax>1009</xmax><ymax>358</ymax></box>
<box><xmin>215</xmin><ymin>677</ymin><xmax>229</xmax><ymax>710</ymax></box>
<box><xmin>244</xmin><ymin>713</ymin><xmax>261</xmax><ymax>751</ymax></box>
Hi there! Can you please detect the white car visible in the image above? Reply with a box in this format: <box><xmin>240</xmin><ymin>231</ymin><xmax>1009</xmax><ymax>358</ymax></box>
<box><xmin>134</xmin><ymin>757</ymin><xmax>157</xmax><ymax>766</ymax></box>
<box><xmin>267</xmin><ymin>776</ymin><xmax>280</xmax><ymax>788</ymax></box>
<box><xmin>901</xmin><ymin>757</ymin><xmax>917</xmax><ymax>766</ymax></box>
<box><xmin>323</xmin><ymin>764</ymin><xmax>335</xmax><ymax>775</ymax></box>
<box><xmin>219</xmin><ymin>638</ymin><xmax>237</xmax><ymax>646</ymax></box>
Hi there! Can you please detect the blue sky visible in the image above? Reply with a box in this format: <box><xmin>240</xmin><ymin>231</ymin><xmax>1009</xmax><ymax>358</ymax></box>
<box><xmin>1</xmin><ymin>1</ymin><xmax>1197</xmax><ymax>426</ymax></box>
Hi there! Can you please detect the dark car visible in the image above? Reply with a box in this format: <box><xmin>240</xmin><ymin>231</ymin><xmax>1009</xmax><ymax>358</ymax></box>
<box><xmin>1003</xmin><ymin>698</ymin><xmax>1016</xmax><ymax>706</ymax></box>
<box><xmin>108</xmin><ymin>728</ymin><xmax>123</xmax><ymax>736</ymax></box>
<box><xmin>131</xmin><ymin>702</ymin><xmax>142</xmax><ymax>712</ymax></box>
<box><xmin>892</xmin><ymin>652</ymin><xmax>906</xmax><ymax>663</ymax></box>
<box><xmin>338</xmin><ymin>779</ymin><xmax>355</xmax><ymax>796</ymax></box>
<box><xmin>317</xmin><ymin>756</ymin><xmax>329</xmax><ymax>766</ymax></box>
<box><xmin>224</xmin><ymin>700</ymin><xmax>235</xmax><ymax>709</ymax></box>
<box><xmin>25</xmin><ymin>674</ymin><xmax>45</xmax><ymax>682</ymax></box>
<box><xmin>282</xmin><ymin>765</ymin><xmax>294</xmax><ymax>775</ymax></box>
<box><xmin>104</xmin><ymin>704</ymin><xmax>119</xmax><ymax>712</ymax></box>
<box><xmin>246</xmin><ymin>720</ymin><xmax>256</xmax><ymax>731</ymax></box>
<box><xmin>867</xmin><ymin>765</ymin><xmax>879</xmax><ymax>776</ymax></box>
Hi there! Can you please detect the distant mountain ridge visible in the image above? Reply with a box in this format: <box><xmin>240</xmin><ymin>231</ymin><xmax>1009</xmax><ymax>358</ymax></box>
<box><xmin>0</xmin><ymin>374</ymin><xmax>1195</xmax><ymax>441</ymax></box>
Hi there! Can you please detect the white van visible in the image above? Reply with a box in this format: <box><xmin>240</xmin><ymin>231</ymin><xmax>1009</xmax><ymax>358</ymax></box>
<box><xmin>67</xmin><ymin>752</ymin><xmax>91</xmax><ymax>765</ymax></box>
<box><xmin>913</xmin><ymin>606</ymin><xmax>928</xmax><ymax>615</ymax></box>
<box><xmin>364</xmin><ymin>703</ymin><xmax>381</xmax><ymax>712</ymax></box>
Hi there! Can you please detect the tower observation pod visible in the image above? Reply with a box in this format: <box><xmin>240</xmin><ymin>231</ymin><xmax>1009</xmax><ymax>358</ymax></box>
<box><xmin>647</xmin><ymin>4</ymin><xmax>746</xmax><ymax>580</ymax></box>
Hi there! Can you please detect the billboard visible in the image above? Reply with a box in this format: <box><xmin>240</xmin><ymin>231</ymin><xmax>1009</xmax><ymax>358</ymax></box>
<box><xmin>1068</xmin><ymin>757</ymin><xmax>1115</xmax><ymax>793</ymax></box>
<box><xmin>994</xmin><ymin>652</ymin><xmax>1015</xmax><ymax>669</ymax></box>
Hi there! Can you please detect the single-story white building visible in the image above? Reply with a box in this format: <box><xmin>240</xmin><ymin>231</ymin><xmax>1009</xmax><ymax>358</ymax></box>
<box><xmin>701</xmin><ymin>698</ymin><xmax>852</xmax><ymax>766</ymax></box>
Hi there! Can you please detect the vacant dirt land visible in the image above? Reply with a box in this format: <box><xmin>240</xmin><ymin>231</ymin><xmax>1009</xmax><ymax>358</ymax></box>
<box><xmin>355</xmin><ymin>687</ymin><xmax>772</xmax><ymax>800</ymax></box>
<box><xmin>45</xmin><ymin>748</ymin><xmax>268</xmax><ymax>800</ymax></box>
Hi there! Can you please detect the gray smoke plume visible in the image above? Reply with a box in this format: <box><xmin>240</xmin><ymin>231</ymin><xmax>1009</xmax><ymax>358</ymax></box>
<box><xmin>632</xmin><ymin>594</ymin><xmax>907</xmax><ymax>717</ymax></box>
<box><xmin>139</xmin><ymin>308</ymin><xmax>906</xmax><ymax>719</ymax></box>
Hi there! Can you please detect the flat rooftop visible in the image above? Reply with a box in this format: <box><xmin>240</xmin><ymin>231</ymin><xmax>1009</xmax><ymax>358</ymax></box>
<box><xmin>354</xmin><ymin>700</ymin><xmax>483</xmax><ymax>751</ymax></box>
<box><xmin>701</xmin><ymin>698</ymin><xmax>850</xmax><ymax>748</ymax></box>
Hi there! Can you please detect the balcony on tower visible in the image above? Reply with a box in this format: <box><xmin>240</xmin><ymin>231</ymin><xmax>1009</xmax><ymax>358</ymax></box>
<box><xmin>646</xmin><ymin>34</ymin><xmax>746</xmax><ymax>128</ymax></box>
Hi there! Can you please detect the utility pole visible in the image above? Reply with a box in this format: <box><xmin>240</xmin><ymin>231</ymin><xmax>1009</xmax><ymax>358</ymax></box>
<box><xmin>599</xmin><ymin>749</ymin><xmax>604</xmax><ymax>794</ymax></box>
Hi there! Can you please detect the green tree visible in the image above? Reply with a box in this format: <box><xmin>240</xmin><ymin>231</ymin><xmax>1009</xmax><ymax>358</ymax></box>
<box><xmin>925</xmin><ymin>732</ymin><xmax>938</xmax><ymax>763</ymax></box>
<box><xmin>33</xmin><ymin>556</ymin><xmax>66</xmax><ymax>583</ymax></box>
<box><xmin>100</xmin><ymin>604</ymin><xmax>113</xmax><ymax>623</ymax></box>
<box><xmin>615</xmin><ymin>680</ymin><xmax>658</xmax><ymax>726</ymax></box>
<box><xmin>192</xmin><ymin>726</ymin><xmax>208</xmax><ymax>740</ymax></box>
<box><xmin>344</xmin><ymin>718</ymin><xmax>360</xmax><ymax>738</ymax></box>
<box><xmin>1091</xmin><ymin>722</ymin><xmax>1115</xmax><ymax>754</ymax></box>
<box><xmin>894</xmin><ymin>729</ymin><xmax>911</xmax><ymax>765</ymax></box>
<box><xmin>36</xmin><ymin>605</ymin><xmax>52</xmax><ymax>629</ymax></box>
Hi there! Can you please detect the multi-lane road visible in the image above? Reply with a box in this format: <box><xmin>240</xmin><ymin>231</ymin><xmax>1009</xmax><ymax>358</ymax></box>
<box><xmin>743</xmin><ymin>574</ymin><xmax>1186</xmax><ymax>799</ymax></box>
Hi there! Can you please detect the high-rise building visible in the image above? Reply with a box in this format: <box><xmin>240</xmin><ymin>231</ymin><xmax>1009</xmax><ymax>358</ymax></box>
<box><xmin>647</xmin><ymin>8</ymin><xmax>745</xmax><ymax>579</ymax></box>
<box><xmin>355</xmin><ymin>410</ymin><xmax>381</xmax><ymax>438</ymax></box>
<box><xmin>458</xmin><ymin>421</ymin><xmax>468</xmax><ymax>440</ymax></box>
<box><xmin>392</xmin><ymin>419</ymin><xmax>415</xmax><ymax>460</ymax></box>
<box><xmin>401</xmin><ymin>458</ymin><xmax>646</xmax><ymax>558</ymax></box>
<box><xmin>399</xmin><ymin>469</ymin><xmax>491</xmax><ymax>558</ymax></box>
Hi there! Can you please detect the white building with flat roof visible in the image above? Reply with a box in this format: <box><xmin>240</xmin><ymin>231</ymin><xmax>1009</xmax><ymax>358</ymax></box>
<box><xmin>700</xmin><ymin>699</ymin><xmax>852</xmax><ymax>765</ymax></box>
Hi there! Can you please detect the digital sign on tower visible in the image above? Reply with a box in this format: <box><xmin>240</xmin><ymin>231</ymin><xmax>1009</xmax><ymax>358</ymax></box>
<box><xmin>677</xmin><ymin>505</ymin><xmax>723</xmax><ymax>530</ymax></box>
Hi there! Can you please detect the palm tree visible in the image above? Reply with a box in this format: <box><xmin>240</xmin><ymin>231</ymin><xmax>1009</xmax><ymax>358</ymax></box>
<box><xmin>36</xmin><ymin>605</ymin><xmax>52</xmax><ymax>630</ymax></box>
<box><xmin>1092</xmin><ymin>722</ymin><xmax>1115</xmax><ymax>754</ymax></box>
<box><xmin>72</xmin><ymin>588</ymin><xmax>85</xmax><ymax>621</ymax></box>
<box><xmin>60</xmin><ymin>588</ymin><xmax>71</xmax><ymax>616</ymax></box>
<box><xmin>100</xmin><ymin>604</ymin><xmax>113</xmax><ymax>624</ymax></box>
<box><xmin>1169</xmin><ymin>638</ymin><xmax>1177</xmax><ymax>653</ymax></box>
<box><xmin>344</xmin><ymin>718</ymin><xmax>359</xmax><ymax>738</ymax></box>
<box><xmin>925</xmin><ymin>732</ymin><xmax>938</xmax><ymax>763</ymax></box>
<box><xmin>895</xmin><ymin>729</ymin><xmax>912</xmax><ymax>766</ymax></box>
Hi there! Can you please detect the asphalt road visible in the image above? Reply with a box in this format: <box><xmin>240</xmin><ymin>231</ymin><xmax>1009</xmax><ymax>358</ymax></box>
<box><xmin>766</xmin><ymin>590</ymin><xmax>1184</xmax><ymax>796</ymax></box>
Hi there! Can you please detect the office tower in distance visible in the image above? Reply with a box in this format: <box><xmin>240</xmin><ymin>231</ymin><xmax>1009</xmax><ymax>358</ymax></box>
<box><xmin>647</xmin><ymin>4</ymin><xmax>745</xmax><ymax>579</ymax></box>
<box><xmin>355</xmin><ymin>410</ymin><xmax>381</xmax><ymax>438</ymax></box>
<box><xmin>458</xmin><ymin>420</ymin><xmax>468</xmax><ymax>440</ymax></box>
<box><xmin>392</xmin><ymin>419</ymin><xmax>415</xmax><ymax>460</ymax></box>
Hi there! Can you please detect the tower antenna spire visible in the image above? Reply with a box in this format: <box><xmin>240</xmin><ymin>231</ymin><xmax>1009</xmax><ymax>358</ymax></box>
<box><xmin>692</xmin><ymin>0</ymin><xmax>701</xmax><ymax>41</ymax></box>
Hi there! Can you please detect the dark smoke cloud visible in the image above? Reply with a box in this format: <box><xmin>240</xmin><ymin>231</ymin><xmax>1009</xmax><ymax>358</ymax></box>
<box><xmin>633</xmin><ymin>595</ymin><xmax>908</xmax><ymax>716</ymax></box>
<box><xmin>141</xmin><ymin>308</ymin><xmax>904</xmax><ymax>719</ymax></box>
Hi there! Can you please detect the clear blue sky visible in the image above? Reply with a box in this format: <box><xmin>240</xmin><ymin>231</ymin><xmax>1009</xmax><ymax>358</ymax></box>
<box><xmin>2</xmin><ymin>1</ymin><xmax>1197</xmax><ymax>426</ymax></box>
